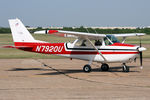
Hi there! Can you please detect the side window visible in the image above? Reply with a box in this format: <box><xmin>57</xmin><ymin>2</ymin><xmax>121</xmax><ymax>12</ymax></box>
<box><xmin>74</xmin><ymin>40</ymin><xmax>83</xmax><ymax>46</ymax></box>
<box><xmin>95</xmin><ymin>40</ymin><xmax>102</xmax><ymax>46</ymax></box>
<box><xmin>81</xmin><ymin>40</ymin><xmax>86</xmax><ymax>46</ymax></box>
<box><xmin>75</xmin><ymin>40</ymin><xmax>87</xmax><ymax>47</ymax></box>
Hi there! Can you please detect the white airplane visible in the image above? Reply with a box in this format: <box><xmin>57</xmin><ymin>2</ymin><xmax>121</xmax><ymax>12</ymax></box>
<box><xmin>7</xmin><ymin>18</ymin><xmax>146</xmax><ymax>72</ymax></box>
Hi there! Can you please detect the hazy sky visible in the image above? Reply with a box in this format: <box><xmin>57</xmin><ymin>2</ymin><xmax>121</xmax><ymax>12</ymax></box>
<box><xmin>0</xmin><ymin>0</ymin><xmax>150</xmax><ymax>27</ymax></box>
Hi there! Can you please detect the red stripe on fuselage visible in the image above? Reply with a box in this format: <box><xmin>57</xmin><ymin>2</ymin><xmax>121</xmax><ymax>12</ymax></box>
<box><xmin>14</xmin><ymin>42</ymin><xmax>139</xmax><ymax>55</ymax></box>
<box><xmin>109</xmin><ymin>43</ymin><xmax>135</xmax><ymax>47</ymax></box>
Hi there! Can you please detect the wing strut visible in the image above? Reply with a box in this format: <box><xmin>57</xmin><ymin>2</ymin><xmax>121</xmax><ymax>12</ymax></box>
<box><xmin>86</xmin><ymin>38</ymin><xmax>107</xmax><ymax>62</ymax></box>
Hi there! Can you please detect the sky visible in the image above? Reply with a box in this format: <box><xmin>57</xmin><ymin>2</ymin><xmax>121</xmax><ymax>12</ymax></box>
<box><xmin>0</xmin><ymin>0</ymin><xmax>150</xmax><ymax>27</ymax></box>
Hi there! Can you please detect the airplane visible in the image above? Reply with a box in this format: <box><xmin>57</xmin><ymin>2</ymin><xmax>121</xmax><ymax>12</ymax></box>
<box><xmin>6</xmin><ymin>18</ymin><xmax>146</xmax><ymax>73</ymax></box>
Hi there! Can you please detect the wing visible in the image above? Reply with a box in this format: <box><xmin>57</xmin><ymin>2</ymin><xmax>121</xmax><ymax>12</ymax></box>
<box><xmin>48</xmin><ymin>30</ymin><xmax>106</xmax><ymax>39</ymax></box>
<box><xmin>113</xmin><ymin>33</ymin><xmax>146</xmax><ymax>37</ymax></box>
<box><xmin>49</xmin><ymin>30</ymin><xmax>146</xmax><ymax>38</ymax></box>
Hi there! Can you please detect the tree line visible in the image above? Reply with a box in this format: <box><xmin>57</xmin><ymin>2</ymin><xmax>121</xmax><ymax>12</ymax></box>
<box><xmin>0</xmin><ymin>27</ymin><xmax>11</xmax><ymax>33</ymax></box>
<box><xmin>1</xmin><ymin>26</ymin><xmax>150</xmax><ymax>34</ymax></box>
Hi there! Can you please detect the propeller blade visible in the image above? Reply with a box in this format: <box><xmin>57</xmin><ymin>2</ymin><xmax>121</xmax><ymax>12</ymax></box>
<box><xmin>140</xmin><ymin>37</ymin><xmax>142</xmax><ymax>47</ymax></box>
<box><xmin>139</xmin><ymin>51</ymin><xmax>143</xmax><ymax>69</ymax></box>
<box><xmin>139</xmin><ymin>36</ymin><xmax>143</xmax><ymax>69</ymax></box>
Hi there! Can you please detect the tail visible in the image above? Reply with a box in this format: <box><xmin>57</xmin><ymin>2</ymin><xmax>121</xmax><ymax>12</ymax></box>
<box><xmin>8</xmin><ymin>18</ymin><xmax>37</xmax><ymax>43</ymax></box>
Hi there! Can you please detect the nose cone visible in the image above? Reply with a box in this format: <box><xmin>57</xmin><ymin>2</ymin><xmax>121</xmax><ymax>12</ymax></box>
<box><xmin>138</xmin><ymin>47</ymin><xmax>147</xmax><ymax>52</ymax></box>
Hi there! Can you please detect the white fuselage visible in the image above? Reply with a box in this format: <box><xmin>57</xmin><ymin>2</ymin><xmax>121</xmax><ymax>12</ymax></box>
<box><xmin>58</xmin><ymin>43</ymin><xmax>139</xmax><ymax>63</ymax></box>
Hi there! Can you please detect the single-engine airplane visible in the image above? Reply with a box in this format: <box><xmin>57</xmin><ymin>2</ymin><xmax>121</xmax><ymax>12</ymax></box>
<box><xmin>7</xmin><ymin>18</ymin><xmax>146</xmax><ymax>72</ymax></box>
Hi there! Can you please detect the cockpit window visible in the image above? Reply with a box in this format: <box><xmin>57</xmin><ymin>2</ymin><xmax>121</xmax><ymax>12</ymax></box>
<box><xmin>74</xmin><ymin>39</ymin><xmax>101</xmax><ymax>47</ymax></box>
<box><xmin>104</xmin><ymin>35</ymin><xmax>120</xmax><ymax>45</ymax></box>
<box><xmin>75</xmin><ymin>39</ymin><xmax>90</xmax><ymax>47</ymax></box>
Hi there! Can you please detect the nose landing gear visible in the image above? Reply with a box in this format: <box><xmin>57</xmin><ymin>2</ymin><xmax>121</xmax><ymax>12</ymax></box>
<box><xmin>122</xmin><ymin>63</ymin><xmax>129</xmax><ymax>72</ymax></box>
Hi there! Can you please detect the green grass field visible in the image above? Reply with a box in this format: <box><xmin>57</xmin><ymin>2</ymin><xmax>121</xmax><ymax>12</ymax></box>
<box><xmin>0</xmin><ymin>34</ymin><xmax>150</xmax><ymax>59</ymax></box>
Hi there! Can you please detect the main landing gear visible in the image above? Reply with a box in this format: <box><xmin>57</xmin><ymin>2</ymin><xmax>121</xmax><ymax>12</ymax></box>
<box><xmin>83</xmin><ymin>64</ymin><xmax>92</xmax><ymax>72</ymax></box>
<box><xmin>101</xmin><ymin>63</ymin><xmax>109</xmax><ymax>71</ymax></box>
<box><xmin>83</xmin><ymin>63</ymin><xmax>110</xmax><ymax>72</ymax></box>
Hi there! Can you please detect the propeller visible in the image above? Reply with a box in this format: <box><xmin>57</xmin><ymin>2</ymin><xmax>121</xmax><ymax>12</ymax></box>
<box><xmin>138</xmin><ymin>37</ymin><xmax>143</xmax><ymax>69</ymax></box>
<box><xmin>139</xmin><ymin>51</ymin><xmax>143</xmax><ymax>69</ymax></box>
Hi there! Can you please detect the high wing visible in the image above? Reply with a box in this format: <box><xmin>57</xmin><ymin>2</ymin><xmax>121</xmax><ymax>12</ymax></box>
<box><xmin>49</xmin><ymin>30</ymin><xmax>106</xmax><ymax>39</ymax></box>
<box><xmin>48</xmin><ymin>30</ymin><xmax>145</xmax><ymax>38</ymax></box>
<box><xmin>113</xmin><ymin>33</ymin><xmax>145</xmax><ymax>37</ymax></box>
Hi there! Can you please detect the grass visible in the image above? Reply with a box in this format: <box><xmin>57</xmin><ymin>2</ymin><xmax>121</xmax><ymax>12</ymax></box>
<box><xmin>120</xmin><ymin>35</ymin><xmax>150</xmax><ymax>44</ymax></box>
<box><xmin>0</xmin><ymin>34</ymin><xmax>150</xmax><ymax>59</ymax></box>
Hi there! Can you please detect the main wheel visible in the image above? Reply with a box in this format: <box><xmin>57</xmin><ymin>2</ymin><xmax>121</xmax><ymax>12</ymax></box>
<box><xmin>101</xmin><ymin>64</ymin><xmax>109</xmax><ymax>71</ymax></box>
<box><xmin>83</xmin><ymin>64</ymin><xmax>91</xmax><ymax>72</ymax></box>
<box><xmin>122</xmin><ymin>64</ymin><xmax>129</xmax><ymax>72</ymax></box>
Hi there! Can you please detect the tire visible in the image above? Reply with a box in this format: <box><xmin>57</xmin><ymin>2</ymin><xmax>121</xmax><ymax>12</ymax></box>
<box><xmin>101</xmin><ymin>64</ymin><xmax>109</xmax><ymax>71</ymax></box>
<box><xmin>83</xmin><ymin>64</ymin><xmax>91</xmax><ymax>72</ymax></box>
<box><xmin>123</xmin><ymin>65</ymin><xmax>129</xmax><ymax>72</ymax></box>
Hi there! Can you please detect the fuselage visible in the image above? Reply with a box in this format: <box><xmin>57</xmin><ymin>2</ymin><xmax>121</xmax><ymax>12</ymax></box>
<box><xmin>14</xmin><ymin>42</ymin><xmax>139</xmax><ymax>63</ymax></box>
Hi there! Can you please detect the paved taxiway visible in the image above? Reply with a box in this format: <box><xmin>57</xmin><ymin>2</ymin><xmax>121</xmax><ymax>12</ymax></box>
<box><xmin>0</xmin><ymin>59</ymin><xmax>150</xmax><ymax>100</ymax></box>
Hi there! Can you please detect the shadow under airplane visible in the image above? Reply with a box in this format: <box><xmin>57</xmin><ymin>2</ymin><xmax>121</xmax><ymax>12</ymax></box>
<box><xmin>7</xmin><ymin>68</ymin><xmax>52</xmax><ymax>71</ymax></box>
<box><xmin>37</xmin><ymin>66</ymin><xmax>139</xmax><ymax>76</ymax></box>
<box><xmin>7</xmin><ymin>66</ymin><xmax>139</xmax><ymax>76</ymax></box>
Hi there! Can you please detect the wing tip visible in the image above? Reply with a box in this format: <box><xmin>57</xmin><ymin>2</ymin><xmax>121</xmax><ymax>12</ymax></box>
<box><xmin>48</xmin><ymin>30</ymin><xmax>58</xmax><ymax>34</ymax></box>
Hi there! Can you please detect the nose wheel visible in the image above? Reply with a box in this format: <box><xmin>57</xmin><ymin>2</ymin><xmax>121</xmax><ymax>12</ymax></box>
<box><xmin>122</xmin><ymin>63</ymin><xmax>129</xmax><ymax>72</ymax></box>
<box><xmin>83</xmin><ymin>64</ymin><xmax>91</xmax><ymax>72</ymax></box>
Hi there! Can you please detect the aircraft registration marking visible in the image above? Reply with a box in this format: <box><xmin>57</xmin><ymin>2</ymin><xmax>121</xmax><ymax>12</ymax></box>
<box><xmin>36</xmin><ymin>46</ymin><xmax>63</xmax><ymax>53</ymax></box>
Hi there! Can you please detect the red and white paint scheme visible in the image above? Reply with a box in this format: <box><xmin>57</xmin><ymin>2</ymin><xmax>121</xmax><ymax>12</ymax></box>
<box><xmin>8</xmin><ymin>18</ymin><xmax>146</xmax><ymax>72</ymax></box>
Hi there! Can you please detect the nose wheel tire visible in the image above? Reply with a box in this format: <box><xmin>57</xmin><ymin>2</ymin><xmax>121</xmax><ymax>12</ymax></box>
<box><xmin>122</xmin><ymin>64</ymin><xmax>129</xmax><ymax>72</ymax></box>
<box><xmin>83</xmin><ymin>64</ymin><xmax>91</xmax><ymax>72</ymax></box>
<box><xmin>101</xmin><ymin>64</ymin><xmax>109</xmax><ymax>71</ymax></box>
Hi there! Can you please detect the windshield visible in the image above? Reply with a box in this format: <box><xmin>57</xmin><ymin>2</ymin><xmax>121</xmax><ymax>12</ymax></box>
<box><xmin>104</xmin><ymin>35</ymin><xmax>120</xmax><ymax>45</ymax></box>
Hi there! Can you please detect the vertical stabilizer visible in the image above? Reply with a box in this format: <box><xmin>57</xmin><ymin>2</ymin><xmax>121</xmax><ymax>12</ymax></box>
<box><xmin>8</xmin><ymin>18</ymin><xmax>36</xmax><ymax>42</ymax></box>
